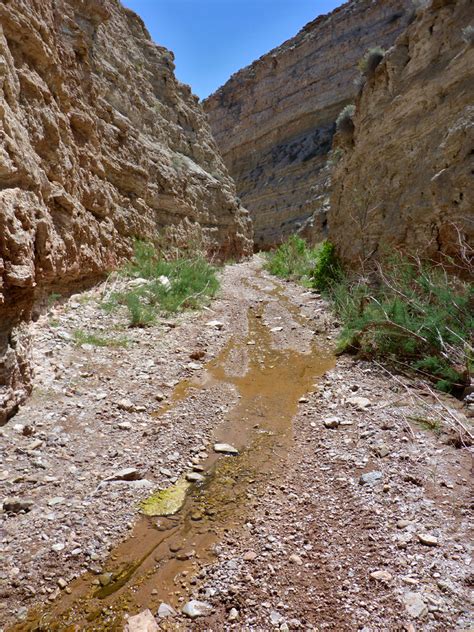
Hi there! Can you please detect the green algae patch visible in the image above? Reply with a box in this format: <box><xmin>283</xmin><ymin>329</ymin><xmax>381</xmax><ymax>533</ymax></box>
<box><xmin>140</xmin><ymin>478</ymin><xmax>190</xmax><ymax>516</ymax></box>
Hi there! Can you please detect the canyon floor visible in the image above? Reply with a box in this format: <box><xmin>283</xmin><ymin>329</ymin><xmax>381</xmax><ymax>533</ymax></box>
<box><xmin>0</xmin><ymin>257</ymin><xmax>472</xmax><ymax>632</ymax></box>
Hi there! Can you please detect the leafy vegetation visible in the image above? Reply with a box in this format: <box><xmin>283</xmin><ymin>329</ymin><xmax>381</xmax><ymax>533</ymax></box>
<box><xmin>335</xmin><ymin>104</ymin><xmax>356</xmax><ymax>138</ymax></box>
<box><xmin>73</xmin><ymin>329</ymin><xmax>130</xmax><ymax>348</ymax></box>
<box><xmin>104</xmin><ymin>241</ymin><xmax>219</xmax><ymax>327</ymax></box>
<box><xmin>265</xmin><ymin>236</ymin><xmax>472</xmax><ymax>395</ymax></box>
<box><xmin>264</xmin><ymin>235</ymin><xmax>321</xmax><ymax>285</ymax></box>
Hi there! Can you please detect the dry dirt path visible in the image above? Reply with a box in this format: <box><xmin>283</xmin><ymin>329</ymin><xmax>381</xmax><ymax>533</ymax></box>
<box><xmin>0</xmin><ymin>257</ymin><xmax>472</xmax><ymax>631</ymax></box>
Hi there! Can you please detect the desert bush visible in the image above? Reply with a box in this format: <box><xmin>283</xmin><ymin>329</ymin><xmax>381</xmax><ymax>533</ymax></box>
<box><xmin>73</xmin><ymin>329</ymin><xmax>130</xmax><ymax>348</ymax></box>
<box><xmin>462</xmin><ymin>25</ymin><xmax>474</xmax><ymax>46</ymax></box>
<box><xmin>264</xmin><ymin>235</ymin><xmax>321</xmax><ymax>285</ymax></box>
<box><xmin>104</xmin><ymin>241</ymin><xmax>219</xmax><ymax>327</ymax></box>
<box><xmin>358</xmin><ymin>47</ymin><xmax>386</xmax><ymax>77</ymax></box>
<box><xmin>336</xmin><ymin>104</ymin><xmax>356</xmax><ymax>138</ymax></box>
<box><xmin>312</xmin><ymin>241</ymin><xmax>343</xmax><ymax>291</ymax></box>
<box><xmin>329</xmin><ymin>254</ymin><xmax>473</xmax><ymax>394</ymax></box>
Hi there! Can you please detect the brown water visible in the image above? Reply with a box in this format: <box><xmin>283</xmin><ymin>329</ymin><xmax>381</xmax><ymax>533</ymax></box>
<box><xmin>12</xmin><ymin>283</ymin><xmax>334</xmax><ymax>631</ymax></box>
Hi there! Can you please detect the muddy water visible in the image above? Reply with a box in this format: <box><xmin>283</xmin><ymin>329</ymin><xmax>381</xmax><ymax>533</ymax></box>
<box><xmin>12</xmin><ymin>283</ymin><xmax>334</xmax><ymax>631</ymax></box>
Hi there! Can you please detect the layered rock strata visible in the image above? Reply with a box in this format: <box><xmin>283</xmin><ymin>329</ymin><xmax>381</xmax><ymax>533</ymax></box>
<box><xmin>204</xmin><ymin>0</ymin><xmax>412</xmax><ymax>248</ymax></box>
<box><xmin>329</xmin><ymin>0</ymin><xmax>474</xmax><ymax>266</ymax></box>
<box><xmin>0</xmin><ymin>0</ymin><xmax>252</xmax><ymax>423</ymax></box>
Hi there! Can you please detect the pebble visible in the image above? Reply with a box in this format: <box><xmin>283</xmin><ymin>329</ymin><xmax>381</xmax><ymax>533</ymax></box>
<box><xmin>181</xmin><ymin>600</ymin><xmax>213</xmax><ymax>619</ymax></box>
<box><xmin>105</xmin><ymin>468</ymin><xmax>143</xmax><ymax>482</ymax></box>
<box><xmin>289</xmin><ymin>554</ymin><xmax>303</xmax><ymax>565</ymax></box>
<box><xmin>206</xmin><ymin>320</ymin><xmax>224</xmax><ymax>330</ymax></box>
<box><xmin>359</xmin><ymin>471</ymin><xmax>383</xmax><ymax>486</ymax></box>
<box><xmin>213</xmin><ymin>443</ymin><xmax>239</xmax><ymax>455</ymax></box>
<box><xmin>323</xmin><ymin>416</ymin><xmax>340</xmax><ymax>429</ymax></box>
<box><xmin>124</xmin><ymin>609</ymin><xmax>159</xmax><ymax>632</ymax></box>
<box><xmin>157</xmin><ymin>603</ymin><xmax>176</xmax><ymax>618</ymax></box>
<box><xmin>185</xmin><ymin>472</ymin><xmax>205</xmax><ymax>483</ymax></box>
<box><xmin>370</xmin><ymin>570</ymin><xmax>393</xmax><ymax>582</ymax></box>
<box><xmin>228</xmin><ymin>607</ymin><xmax>239</xmax><ymax>621</ymax></box>
<box><xmin>243</xmin><ymin>550</ymin><xmax>258</xmax><ymax>561</ymax></box>
<box><xmin>403</xmin><ymin>592</ymin><xmax>428</xmax><ymax>619</ymax></box>
<box><xmin>417</xmin><ymin>533</ymin><xmax>438</xmax><ymax>547</ymax></box>
<box><xmin>374</xmin><ymin>443</ymin><xmax>390</xmax><ymax>458</ymax></box>
<box><xmin>346</xmin><ymin>396</ymin><xmax>371</xmax><ymax>409</ymax></box>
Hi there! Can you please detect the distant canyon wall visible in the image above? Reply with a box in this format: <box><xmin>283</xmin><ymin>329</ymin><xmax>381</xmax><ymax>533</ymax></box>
<box><xmin>329</xmin><ymin>0</ymin><xmax>474</xmax><ymax>266</ymax></box>
<box><xmin>204</xmin><ymin>0</ymin><xmax>413</xmax><ymax>248</ymax></box>
<box><xmin>0</xmin><ymin>0</ymin><xmax>252</xmax><ymax>423</ymax></box>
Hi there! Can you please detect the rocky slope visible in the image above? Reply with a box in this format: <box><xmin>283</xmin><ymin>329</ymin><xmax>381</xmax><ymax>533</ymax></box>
<box><xmin>329</xmin><ymin>0</ymin><xmax>474</xmax><ymax>266</ymax></box>
<box><xmin>204</xmin><ymin>0</ymin><xmax>412</xmax><ymax>248</ymax></box>
<box><xmin>0</xmin><ymin>0</ymin><xmax>252</xmax><ymax>424</ymax></box>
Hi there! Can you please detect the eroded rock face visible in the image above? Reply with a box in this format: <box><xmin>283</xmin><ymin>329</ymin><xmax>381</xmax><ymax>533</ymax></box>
<box><xmin>204</xmin><ymin>0</ymin><xmax>412</xmax><ymax>248</ymax></box>
<box><xmin>0</xmin><ymin>0</ymin><xmax>252</xmax><ymax>423</ymax></box>
<box><xmin>329</xmin><ymin>0</ymin><xmax>474</xmax><ymax>266</ymax></box>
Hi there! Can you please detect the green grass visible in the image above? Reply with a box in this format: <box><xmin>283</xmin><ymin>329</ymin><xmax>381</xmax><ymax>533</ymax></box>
<box><xmin>73</xmin><ymin>329</ymin><xmax>130</xmax><ymax>348</ymax></box>
<box><xmin>104</xmin><ymin>241</ymin><xmax>220</xmax><ymax>327</ymax></box>
<box><xmin>329</xmin><ymin>254</ymin><xmax>473</xmax><ymax>394</ymax></box>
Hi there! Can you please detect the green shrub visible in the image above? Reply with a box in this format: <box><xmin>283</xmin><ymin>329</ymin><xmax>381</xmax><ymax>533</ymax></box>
<box><xmin>358</xmin><ymin>47</ymin><xmax>385</xmax><ymax>77</ymax></box>
<box><xmin>329</xmin><ymin>254</ymin><xmax>473</xmax><ymax>394</ymax></box>
<box><xmin>264</xmin><ymin>235</ymin><xmax>320</xmax><ymax>284</ymax></box>
<box><xmin>105</xmin><ymin>241</ymin><xmax>219</xmax><ymax>327</ymax></box>
<box><xmin>336</xmin><ymin>104</ymin><xmax>356</xmax><ymax>138</ymax></box>
<box><xmin>312</xmin><ymin>241</ymin><xmax>343</xmax><ymax>291</ymax></box>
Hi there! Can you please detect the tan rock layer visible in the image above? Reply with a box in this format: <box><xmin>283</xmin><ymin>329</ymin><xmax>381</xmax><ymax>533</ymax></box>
<box><xmin>0</xmin><ymin>0</ymin><xmax>252</xmax><ymax>423</ymax></box>
<box><xmin>204</xmin><ymin>0</ymin><xmax>412</xmax><ymax>248</ymax></box>
<box><xmin>329</xmin><ymin>0</ymin><xmax>474</xmax><ymax>267</ymax></box>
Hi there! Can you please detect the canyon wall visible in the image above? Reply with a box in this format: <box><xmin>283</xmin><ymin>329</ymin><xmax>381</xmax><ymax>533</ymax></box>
<box><xmin>329</xmin><ymin>0</ymin><xmax>474</xmax><ymax>266</ymax></box>
<box><xmin>204</xmin><ymin>0</ymin><xmax>412</xmax><ymax>249</ymax></box>
<box><xmin>0</xmin><ymin>0</ymin><xmax>252</xmax><ymax>424</ymax></box>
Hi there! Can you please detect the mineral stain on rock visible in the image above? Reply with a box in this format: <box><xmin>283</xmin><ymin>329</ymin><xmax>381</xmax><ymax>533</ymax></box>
<box><xmin>139</xmin><ymin>478</ymin><xmax>190</xmax><ymax>517</ymax></box>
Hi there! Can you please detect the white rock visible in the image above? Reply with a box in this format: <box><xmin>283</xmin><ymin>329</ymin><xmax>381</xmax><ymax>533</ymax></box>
<box><xmin>417</xmin><ymin>533</ymin><xmax>438</xmax><ymax>547</ymax></box>
<box><xmin>206</xmin><ymin>320</ymin><xmax>224</xmax><ymax>330</ymax></box>
<box><xmin>182</xmin><ymin>600</ymin><xmax>213</xmax><ymax>619</ymax></box>
<box><xmin>158</xmin><ymin>276</ymin><xmax>171</xmax><ymax>291</ymax></box>
<box><xmin>124</xmin><ymin>609</ymin><xmax>159</xmax><ymax>632</ymax></box>
<box><xmin>213</xmin><ymin>443</ymin><xmax>239</xmax><ymax>455</ymax></box>
<box><xmin>403</xmin><ymin>592</ymin><xmax>428</xmax><ymax>619</ymax></box>
<box><xmin>186</xmin><ymin>472</ymin><xmax>205</xmax><ymax>483</ymax></box>
<box><xmin>157</xmin><ymin>603</ymin><xmax>176</xmax><ymax>618</ymax></box>
<box><xmin>346</xmin><ymin>396</ymin><xmax>371</xmax><ymax>409</ymax></box>
<box><xmin>228</xmin><ymin>607</ymin><xmax>239</xmax><ymax>621</ymax></box>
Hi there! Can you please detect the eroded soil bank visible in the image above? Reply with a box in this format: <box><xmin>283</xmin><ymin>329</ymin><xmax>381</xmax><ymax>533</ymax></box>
<box><xmin>0</xmin><ymin>258</ymin><xmax>472</xmax><ymax>631</ymax></box>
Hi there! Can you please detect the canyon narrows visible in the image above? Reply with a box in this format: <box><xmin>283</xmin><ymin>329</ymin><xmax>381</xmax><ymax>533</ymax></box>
<box><xmin>0</xmin><ymin>0</ymin><xmax>473</xmax><ymax>630</ymax></box>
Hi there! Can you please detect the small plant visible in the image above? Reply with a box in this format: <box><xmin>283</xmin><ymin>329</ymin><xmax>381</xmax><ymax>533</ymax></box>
<box><xmin>336</xmin><ymin>104</ymin><xmax>356</xmax><ymax>139</ymax></box>
<box><xmin>264</xmin><ymin>235</ymin><xmax>321</xmax><ymax>285</ymax></box>
<box><xmin>73</xmin><ymin>329</ymin><xmax>130</xmax><ymax>348</ymax></box>
<box><xmin>47</xmin><ymin>292</ymin><xmax>62</xmax><ymax>308</ymax></box>
<box><xmin>104</xmin><ymin>242</ymin><xmax>219</xmax><ymax>327</ymax></box>
<box><xmin>462</xmin><ymin>25</ymin><xmax>474</xmax><ymax>46</ymax></box>
<box><xmin>358</xmin><ymin>47</ymin><xmax>386</xmax><ymax>77</ymax></box>
<box><xmin>408</xmin><ymin>415</ymin><xmax>442</xmax><ymax>435</ymax></box>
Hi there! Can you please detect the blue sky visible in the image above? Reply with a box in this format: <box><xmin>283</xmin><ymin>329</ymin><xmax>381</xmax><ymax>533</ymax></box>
<box><xmin>122</xmin><ymin>1</ymin><xmax>344</xmax><ymax>100</ymax></box>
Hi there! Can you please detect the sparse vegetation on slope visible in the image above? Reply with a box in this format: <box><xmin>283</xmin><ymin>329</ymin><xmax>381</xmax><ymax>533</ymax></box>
<box><xmin>104</xmin><ymin>242</ymin><xmax>220</xmax><ymax>327</ymax></box>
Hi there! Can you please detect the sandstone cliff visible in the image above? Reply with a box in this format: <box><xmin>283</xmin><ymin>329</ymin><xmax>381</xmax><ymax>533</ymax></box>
<box><xmin>204</xmin><ymin>0</ymin><xmax>412</xmax><ymax>249</ymax></box>
<box><xmin>329</xmin><ymin>0</ymin><xmax>474</xmax><ymax>266</ymax></box>
<box><xmin>0</xmin><ymin>0</ymin><xmax>252</xmax><ymax>424</ymax></box>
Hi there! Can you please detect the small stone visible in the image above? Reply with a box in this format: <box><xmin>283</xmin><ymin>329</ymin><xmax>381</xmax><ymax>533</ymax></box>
<box><xmin>298</xmin><ymin>397</ymin><xmax>309</xmax><ymax>403</ymax></box>
<box><xmin>359</xmin><ymin>471</ymin><xmax>383</xmax><ymax>486</ymax></box>
<box><xmin>370</xmin><ymin>570</ymin><xmax>393</xmax><ymax>582</ymax></box>
<box><xmin>48</xmin><ymin>496</ymin><xmax>65</xmax><ymax>506</ymax></box>
<box><xmin>118</xmin><ymin>421</ymin><xmax>132</xmax><ymax>430</ymax></box>
<box><xmin>417</xmin><ymin>533</ymin><xmax>438</xmax><ymax>547</ymax></box>
<box><xmin>397</xmin><ymin>519</ymin><xmax>411</xmax><ymax>529</ymax></box>
<box><xmin>157</xmin><ymin>603</ymin><xmax>176</xmax><ymax>619</ymax></box>
<box><xmin>57</xmin><ymin>578</ymin><xmax>67</xmax><ymax>589</ymax></box>
<box><xmin>118</xmin><ymin>398</ymin><xmax>136</xmax><ymax>412</ymax></box>
<box><xmin>182</xmin><ymin>600</ymin><xmax>212</xmax><ymax>619</ymax></box>
<box><xmin>105</xmin><ymin>468</ymin><xmax>143</xmax><ymax>482</ymax></box>
<box><xmin>124</xmin><ymin>609</ymin><xmax>159</xmax><ymax>632</ymax></box>
<box><xmin>213</xmin><ymin>443</ymin><xmax>239</xmax><ymax>455</ymax></box>
<box><xmin>346</xmin><ymin>396</ymin><xmax>371</xmax><ymax>409</ymax></box>
<box><xmin>2</xmin><ymin>497</ymin><xmax>33</xmax><ymax>513</ymax></box>
<box><xmin>323</xmin><ymin>416</ymin><xmax>340</xmax><ymax>429</ymax></box>
<box><xmin>185</xmin><ymin>472</ymin><xmax>205</xmax><ymax>483</ymax></box>
<box><xmin>289</xmin><ymin>553</ymin><xmax>303</xmax><ymax>565</ymax></box>
<box><xmin>187</xmin><ymin>362</ymin><xmax>201</xmax><ymax>370</ymax></box>
<box><xmin>228</xmin><ymin>607</ymin><xmax>239</xmax><ymax>622</ymax></box>
<box><xmin>51</xmin><ymin>542</ymin><xmax>65</xmax><ymax>552</ymax></box>
<box><xmin>98</xmin><ymin>572</ymin><xmax>113</xmax><ymax>587</ymax></box>
<box><xmin>270</xmin><ymin>610</ymin><xmax>284</xmax><ymax>626</ymax></box>
<box><xmin>243</xmin><ymin>550</ymin><xmax>257</xmax><ymax>561</ymax></box>
<box><xmin>374</xmin><ymin>443</ymin><xmax>390</xmax><ymax>458</ymax></box>
<box><xmin>403</xmin><ymin>592</ymin><xmax>428</xmax><ymax>619</ymax></box>
<box><xmin>206</xmin><ymin>320</ymin><xmax>224</xmax><ymax>330</ymax></box>
<box><xmin>271</xmin><ymin>326</ymin><xmax>284</xmax><ymax>332</ymax></box>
